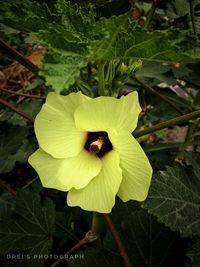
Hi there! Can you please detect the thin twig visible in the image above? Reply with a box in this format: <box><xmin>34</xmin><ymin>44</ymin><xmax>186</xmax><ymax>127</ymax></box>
<box><xmin>144</xmin><ymin>1</ymin><xmax>157</xmax><ymax>30</ymax></box>
<box><xmin>102</xmin><ymin>214</ymin><xmax>133</xmax><ymax>267</ymax></box>
<box><xmin>0</xmin><ymin>87</ymin><xmax>45</xmax><ymax>99</ymax></box>
<box><xmin>133</xmin><ymin>76</ymin><xmax>184</xmax><ymax>115</ymax></box>
<box><xmin>51</xmin><ymin>213</ymin><xmax>100</xmax><ymax>267</ymax></box>
<box><xmin>134</xmin><ymin>110</ymin><xmax>200</xmax><ymax>138</ymax></box>
<box><xmin>0</xmin><ymin>179</ymin><xmax>16</xmax><ymax>196</ymax></box>
<box><xmin>0</xmin><ymin>38</ymin><xmax>40</xmax><ymax>76</ymax></box>
<box><xmin>0</xmin><ymin>97</ymin><xmax>34</xmax><ymax>123</ymax></box>
<box><xmin>22</xmin><ymin>176</ymin><xmax>39</xmax><ymax>189</ymax></box>
<box><xmin>50</xmin><ymin>238</ymin><xmax>88</xmax><ymax>267</ymax></box>
<box><xmin>56</xmin><ymin>223</ymin><xmax>80</xmax><ymax>242</ymax></box>
<box><xmin>50</xmin><ymin>231</ymin><xmax>98</xmax><ymax>267</ymax></box>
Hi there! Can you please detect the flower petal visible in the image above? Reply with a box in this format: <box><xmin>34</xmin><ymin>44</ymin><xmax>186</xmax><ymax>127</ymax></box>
<box><xmin>109</xmin><ymin>131</ymin><xmax>152</xmax><ymax>201</ymax></box>
<box><xmin>28</xmin><ymin>148</ymin><xmax>102</xmax><ymax>191</ymax></box>
<box><xmin>67</xmin><ymin>150</ymin><xmax>122</xmax><ymax>213</ymax></box>
<box><xmin>74</xmin><ymin>91</ymin><xmax>141</xmax><ymax>132</ymax></box>
<box><xmin>35</xmin><ymin>92</ymin><xmax>90</xmax><ymax>158</ymax></box>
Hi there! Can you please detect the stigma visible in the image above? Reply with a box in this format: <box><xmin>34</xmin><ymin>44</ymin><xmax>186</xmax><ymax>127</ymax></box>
<box><xmin>89</xmin><ymin>139</ymin><xmax>104</xmax><ymax>154</ymax></box>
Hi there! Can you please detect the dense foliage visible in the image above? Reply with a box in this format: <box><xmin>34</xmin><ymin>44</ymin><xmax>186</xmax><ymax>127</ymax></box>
<box><xmin>0</xmin><ymin>0</ymin><xmax>200</xmax><ymax>266</ymax></box>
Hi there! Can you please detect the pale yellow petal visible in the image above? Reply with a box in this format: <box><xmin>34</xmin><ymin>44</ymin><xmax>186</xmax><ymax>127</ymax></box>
<box><xmin>28</xmin><ymin>148</ymin><xmax>101</xmax><ymax>191</ymax></box>
<box><xmin>35</xmin><ymin>92</ymin><xmax>90</xmax><ymax>158</ymax></box>
<box><xmin>67</xmin><ymin>150</ymin><xmax>122</xmax><ymax>213</ymax></box>
<box><xmin>74</xmin><ymin>91</ymin><xmax>141</xmax><ymax>132</ymax></box>
<box><xmin>109</xmin><ymin>131</ymin><xmax>152</xmax><ymax>201</ymax></box>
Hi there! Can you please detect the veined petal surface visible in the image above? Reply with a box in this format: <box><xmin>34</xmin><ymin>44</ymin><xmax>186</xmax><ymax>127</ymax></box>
<box><xmin>28</xmin><ymin>148</ymin><xmax>101</xmax><ymax>191</ymax></box>
<box><xmin>35</xmin><ymin>92</ymin><xmax>90</xmax><ymax>158</ymax></box>
<box><xmin>74</xmin><ymin>91</ymin><xmax>141</xmax><ymax>132</ymax></box>
<box><xmin>109</xmin><ymin>131</ymin><xmax>152</xmax><ymax>202</ymax></box>
<box><xmin>67</xmin><ymin>150</ymin><xmax>122</xmax><ymax>213</ymax></box>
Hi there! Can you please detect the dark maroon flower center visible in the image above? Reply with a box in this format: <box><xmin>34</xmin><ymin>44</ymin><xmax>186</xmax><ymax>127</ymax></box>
<box><xmin>84</xmin><ymin>131</ymin><xmax>112</xmax><ymax>158</ymax></box>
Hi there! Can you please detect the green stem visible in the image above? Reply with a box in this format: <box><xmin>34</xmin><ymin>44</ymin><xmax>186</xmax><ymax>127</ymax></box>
<box><xmin>87</xmin><ymin>62</ymin><xmax>92</xmax><ymax>85</ymax></box>
<box><xmin>91</xmin><ymin>212</ymin><xmax>101</xmax><ymax>234</ymax></box>
<box><xmin>144</xmin><ymin>1</ymin><xmax>157</xmax><ymax>30</ymax></box>
<box><xmin>133</xmin><ymin>110</ymin><xmax>200</xmax><ymax>138</ymax></box>
<box><xmin>189</xmin><ymin>0</ymin><xmax>197</xmax><ymax>38</ymax></box>
<box><xmin>0</xmin><ymin>38</ymin><xmax>39</xmax><ymax>76</ymax></box>
<box><xmin>176</xmin><ymin>120</ymin><xmax>198</xmax><ymax>160</ymax></box>
<box><xmin>98</xmin><ymin>63</ymin><xmax>106</xmax><ymax>95</ymax></box>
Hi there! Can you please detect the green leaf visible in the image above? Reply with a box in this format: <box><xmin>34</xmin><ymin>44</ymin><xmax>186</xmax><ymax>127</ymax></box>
<box><xmin>0</xmin><ymin>124</ymin><xmax>29</xmax><ymax>173</ymax></box>
<box><xmin>0</xmin><ymin>99</ymin><xmax>42</xmax><ymax>127</ymax></box>
<box><xmin>174</xmin><ymin>0</ymin><xmax>190</xmax><ymax>17</ymax></box>
<box><xmin>36</xmin><ymin>1</ymin><xmax>94</xmax><ymax>92</ymax></box>
<box><xmin>143</xmin><ymin>153</ymin><xmax>200</xmax><ymax>237</ymax></box>
<box><xmin>39</xmin><ymin>47</ymin><xmax>90</xmax><ymax>93</ymax></box>
<box><xmin>0</xmin><ymin>0</ymin><xmax>54</xmax><ymax>32</ymax></box>
<box><xmin>56</xmin><ymin>0</ymin><xmax>95</xmax><ymax>39</ymax></box>
<box><xmin>2</xmin><ymin>1</ymin><xmax>200</xmax><ymax>93</ymax></box>
<box><xmin>0</xmin><ymin>0</ymin><xmax>94</xmax><ymax>92</ymax></box>
<box><xmin>135</xmin><ymin>61</ymin><xmax>177</xmax><ymax>85</ymax></box>
<box><xmin>0</xmin><ymin>189</ymin><xmax>55</xmax><ymax>266</ymax></box>
<box><xmin>187</xmin><ymin>238</ymin><xmax>200</xmax><ymax>267</ymax></box>
<box><xmin>69</xmin><ymin>203</ymin><xmax>187</xmax><ymax>267</ymax></box>
<box><xmin>0</xmin><ymin>192</ymin><xmax>14</xmax><ymax>220</ymax></box>
<box><xmin>91</xmin><ymin>13</ymin><xmax>200</xmax><ymax>63</ymax></box>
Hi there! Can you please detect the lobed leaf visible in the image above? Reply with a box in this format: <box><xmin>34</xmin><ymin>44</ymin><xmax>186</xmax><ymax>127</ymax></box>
<box><xmin>0</xmin><ymin>0</ymin><xmax>54</xmax><ymax>32</ymax></box>
<box><xmin>0</xmin><ymin>124</ymin><xmax>29</xmax><ymax>173</ymax></box>
<box><xmin>143</xmin><ymin>153</ymin><xmax>200</xmax><ymax>237</ymax></box>
<box><xmin>187</xmin><ymin>238</ymin><xmax>200</xmax><ymax>267</ymax></box>
<box><xmin>91</xmin><ymin>13</ymin><xmax>200</xmax><ymax>63</ymax></box>
<box><xmin>0</xmin><ymin>192</ymin><xmax>14</xmax><ymax>220</ymax></box>
<box><xmin>1</xmin><ymin>1</ymin><xmax>200</xmax><ymax>93</ymax></box>
<box><xmin>69</xmin><ymin>203</ymin><xmax>187</xmax><ymax>267</ymax></box>
<box><xmin>0</xmin><ymin>189</ymin><xmax>55</xmax><ymax>266</ymax></box>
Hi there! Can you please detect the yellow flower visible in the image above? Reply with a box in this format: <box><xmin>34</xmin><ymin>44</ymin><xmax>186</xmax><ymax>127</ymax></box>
<box><xmin>28</xmin><ymin>91</ymin><xmax>152</xmax><ymax>213</ymax></box>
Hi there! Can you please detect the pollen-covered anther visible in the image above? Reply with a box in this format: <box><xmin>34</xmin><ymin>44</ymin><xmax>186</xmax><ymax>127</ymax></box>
<box><xmin>89</xmin><ymin>139</ymin><xmax>104</xmax><ymax>154</ymax></box>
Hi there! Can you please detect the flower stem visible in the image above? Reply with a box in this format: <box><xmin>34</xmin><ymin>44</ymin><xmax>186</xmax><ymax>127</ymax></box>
<box><xmin>98</xmin><ymin>63</ymin><xmax>106</xmax><ymax>95</ymax></box>
<box><xmin>91</xmin><ymin>211</ymin><xmax>101</xmax><ymax>234</ymax></box>
<box><xmin>134</xmin><ymin>110</ymin><xmax>200</xmax><ymax>138</ymax></box>
<box><xmin>102</xmin><ymin>213</ymin><xmax>133</xmax><ymax>267</ymax></box>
